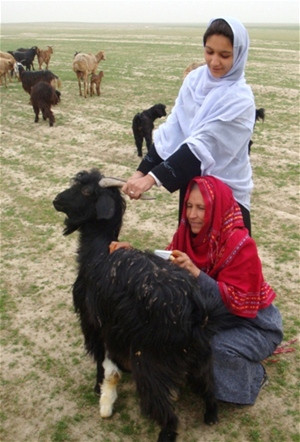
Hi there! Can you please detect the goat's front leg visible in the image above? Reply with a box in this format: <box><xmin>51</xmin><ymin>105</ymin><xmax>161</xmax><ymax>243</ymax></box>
<box><xmin>99</xmin><ymin>355</ymin><xmax>121</xmax><ymax>418</ymax></box>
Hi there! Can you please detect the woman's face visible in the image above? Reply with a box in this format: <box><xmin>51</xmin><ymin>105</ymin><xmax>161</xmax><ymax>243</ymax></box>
<box><xmin>186</xmin><ymin>185</ymin><xmax>206</xmax><ymax>234</ymax></box>
<box><xmin>204</xmin><ymin>34</ymin><xmax>234</xmax><ymax>78</ymax></box>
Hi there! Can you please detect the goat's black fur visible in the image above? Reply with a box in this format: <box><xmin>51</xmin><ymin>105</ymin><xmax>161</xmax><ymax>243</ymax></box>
<box><xmin>30</xmin><ymin>81</ymin><xmax>60</xmax><ymax>126</ymax></box>
<box><xmin>16</xmin><ymin>63</ymin><xmax>60</xmax><ymax>95</ymax></box>
<box><xmin>248</xmin><ymin>107</ymin><xmax>265</xmax><ymax>154</ymax></box>
<box><xmin>53</xmin><ymin>168</ymin><xmax>239</xmax><ymax>442</ymax></box>
<box><xmin>132</xmin><ymin>103</ymin><xmax>167</xmax><ymax>157</ymax></box>
<box><xmin>8</xmin><ymin>46</ymin><xmax>38</xmax><ymax>70</ymax></box>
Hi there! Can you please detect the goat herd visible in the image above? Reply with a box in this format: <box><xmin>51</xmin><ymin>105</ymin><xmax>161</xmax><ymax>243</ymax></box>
<box><xmin>0</xmin><ymin>46</ymin><xmax>168</xmax><ymax>156</ymax></box>
<box><xmin>0</xmin><ymin>46</ymin><xmax>108</xmax><ymax>128</ymax></box>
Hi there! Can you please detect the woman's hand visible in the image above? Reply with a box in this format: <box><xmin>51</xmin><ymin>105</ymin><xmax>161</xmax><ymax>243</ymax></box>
<box><xmin>109</xmin><ymin>241</ymin><xmax>132</xmax><ymax>254</ymax></box>
<box><xmin>171</xmin><ymin>250</ymin><xmax>201</xmax><ymax>278</ymax></box>
<box><xmin>122</xmin><ymin>173</ymin><xmax>156</xmax><ymax>199</ymax></box>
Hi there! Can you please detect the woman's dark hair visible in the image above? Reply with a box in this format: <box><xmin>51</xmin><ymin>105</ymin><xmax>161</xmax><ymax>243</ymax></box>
<box><xmin>203</xmin><ymin>19</ymin><xmax>234</xmax><ymax>46</ymax></box>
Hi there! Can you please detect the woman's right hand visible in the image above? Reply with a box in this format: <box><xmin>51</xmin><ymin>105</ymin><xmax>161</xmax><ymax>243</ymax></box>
<box><xmin>122</xmin><ymin>172</ymin><xmax>155</xmax><ymax>199</ymax></box>
<box><xmin>109</xmin><ymin>241</ymin><xmax>132</xmax><ymax>254</ymax></box>
<box><xmin>171</xmin><ymin>250</ymin><xmax>201</xmax><ymax>278</ymax></box>
<box><xmin>122</xmin><ymin>171</ymin><xmax>144</xmax><ymax>197</ymax></box>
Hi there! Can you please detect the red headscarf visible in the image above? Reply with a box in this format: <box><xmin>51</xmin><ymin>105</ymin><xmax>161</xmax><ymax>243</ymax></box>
<box><xmin>167</xmin><ymin>176</ymin><xmax>276</xmax><ymax>318</ymax></box>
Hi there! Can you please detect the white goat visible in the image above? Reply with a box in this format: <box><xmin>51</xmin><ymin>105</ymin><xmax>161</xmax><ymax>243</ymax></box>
<box><xmin>72</xmin><ymin>51</ymin><xmax>105</xmax><ymax>98</ymax></box>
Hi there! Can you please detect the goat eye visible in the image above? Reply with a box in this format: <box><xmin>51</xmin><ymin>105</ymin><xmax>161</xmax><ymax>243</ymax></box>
<box><xmin>81</xmin><ymin>187</ymin><xmax>91</xmax><ymax>196</ymax></box>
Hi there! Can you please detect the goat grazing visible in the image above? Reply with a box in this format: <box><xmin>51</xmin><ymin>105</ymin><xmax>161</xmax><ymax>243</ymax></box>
<box><xmin>30</xmin><ymin>81</ymin><xmax>60</xmax><ymax>126</ymax></box>
<box><xmin>37</xmin><ymin>46</ymin><xmax>53</xmax><ymax>70</ymax></box>
<box><xmin>53</xmin><ymin>168</ymin><xmax>239</xmax><ymax>442</ymax></box>
<box><xmin>16</xmin><ymin>63</ymin><xmax>61</xmax><ymax>94</ymax></box>
<box><xmin>90</xmin><ymin>70</ymin><xmax>104</xmax><ymax>96</ymax></box>
<box><xmin>72</xmin><ymin>51</ymin><xmax>105</xmax><ymax>98</ymax></box>
<box><xmin>132</xmin><ymin>103</ymin><xmax>167</xmax><ymax>157</ymax></box>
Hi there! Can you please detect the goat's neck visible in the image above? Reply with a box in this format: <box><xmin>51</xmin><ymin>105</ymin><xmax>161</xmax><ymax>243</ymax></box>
<box><xmin>77</xmin><ymin>221</ymin><xmax>118</xmax><ymax>266</ymax></box>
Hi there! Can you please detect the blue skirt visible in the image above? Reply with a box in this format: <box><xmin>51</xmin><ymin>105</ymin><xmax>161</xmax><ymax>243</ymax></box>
<box><xmin>211</xmin><ymin>304</ymin><xmax>283</xmax><ymax>405</ymax></box>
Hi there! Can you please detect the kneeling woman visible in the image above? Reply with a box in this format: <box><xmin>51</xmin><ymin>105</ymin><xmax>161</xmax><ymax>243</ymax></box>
<box><xmin>167</xmin><ymin>176</ymin><xmax>283</xmax><ymax>404</ymax></box>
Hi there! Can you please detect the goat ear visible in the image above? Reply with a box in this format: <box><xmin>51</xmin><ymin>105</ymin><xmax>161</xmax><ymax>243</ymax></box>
<box><xmin>95</xmin><ymin>194</ymin><xmax>115</xmax><ymax>220</ymax></box>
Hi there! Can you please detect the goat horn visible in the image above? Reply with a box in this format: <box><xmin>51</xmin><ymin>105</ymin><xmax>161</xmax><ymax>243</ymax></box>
<box><xmin>99</xmin><ymin>177</ymin><xmax>126</xmax><ymax>187</ymax></box>
<box><xmin>99</xmin><ymin>176</ymin><xmax>155</xmax><ymax>200</ymax></box>
<box><xmin>139</xmin><ymin>195</ymin><xmax>156</xmax><ymax>201</ymax></box>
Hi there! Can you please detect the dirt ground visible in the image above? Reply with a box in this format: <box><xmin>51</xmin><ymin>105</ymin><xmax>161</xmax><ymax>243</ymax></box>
<box><xmin>1</xmin><ymin>23</ymin><xmax>299</xmax><ymax>442</ymax></box>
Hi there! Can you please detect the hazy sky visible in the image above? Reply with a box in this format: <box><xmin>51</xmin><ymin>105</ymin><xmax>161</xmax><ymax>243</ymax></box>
<box><xmin>1</xmin><ymin>0</ymin><xmax>299</xmax><ymax>24</ymax></box>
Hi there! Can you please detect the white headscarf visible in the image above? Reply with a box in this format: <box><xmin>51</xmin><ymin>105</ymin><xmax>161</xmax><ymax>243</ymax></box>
<box><xmin>192</xmin><ymin>16</ymin><xmax>250</xmax><ymax>100</ymax></box>
<box><xmin>153</xmin><ymin>17</ymin><xmax>256</xmax><ymax>209</ymax></box>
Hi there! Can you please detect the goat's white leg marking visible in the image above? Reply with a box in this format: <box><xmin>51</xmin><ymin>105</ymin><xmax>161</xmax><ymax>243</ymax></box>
<box><xmin>99</xmin><ymin>356</ymin><xmax>121</xmax><ymax>418</ymax></box>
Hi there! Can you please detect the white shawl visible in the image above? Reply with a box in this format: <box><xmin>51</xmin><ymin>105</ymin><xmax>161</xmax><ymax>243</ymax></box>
<box><xmin>153</xmin><ymin>17</ymin><xmax>256</xmax><ymax>209</ymax></box>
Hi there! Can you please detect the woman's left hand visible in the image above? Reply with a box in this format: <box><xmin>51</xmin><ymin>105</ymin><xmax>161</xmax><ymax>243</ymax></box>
<box><xmin>171</xmin><ymin>250</ymin><xmax>201</xmax><ymax>278</ymax></box>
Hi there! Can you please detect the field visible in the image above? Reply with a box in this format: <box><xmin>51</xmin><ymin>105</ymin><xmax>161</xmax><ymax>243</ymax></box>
<box><xmin>0</xmin><ymin>22</ymin><xmax>299</xmax><ymax>442</ymax></box>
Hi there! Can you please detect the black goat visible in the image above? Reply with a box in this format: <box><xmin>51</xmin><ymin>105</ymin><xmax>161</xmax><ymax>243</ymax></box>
<box><xmin>8</xmin><ymin>46</ymin><xmax>38</xmax><ymax>70</ymax></box>
<box><xmin>53</xmin><ymin>168</ymin><xmax>238</xmax><ymax>442</ymax></box>
<box><xmin>30</xmin><ymin>81</ymin><xmax>60</xmax><ymax>126</ymax></box>
<box><xmin>248</xmin><ymin>108</ymin><xmax>265</xmax><ymax>154</ymax></box>
<box><xmin>132</xmin><ymin>103</ymin><xmax>167</xmax><ymax>157</ymax></box>
<box><xmin>16</xmin><ymin>63</ymin><xmax>61</xmax><ymax>95</ymax></box>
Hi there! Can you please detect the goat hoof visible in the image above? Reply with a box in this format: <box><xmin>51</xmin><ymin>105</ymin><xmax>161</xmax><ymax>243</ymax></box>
<box><xmin>94</xmin><ymin>383</ymin><xmax>100</xmax><ymax>396</ymax></box>
<box><xmin>100</xmin><ymin>404</ymin><xmax>113</xmax><ymax>418</ymax></box>
<box><xmin>204</xmin><ymin>411</ymin><xmax>218</xmax><ymax>425</ymax></box>
<box><xmin>157</xmin><ymin>429</ymin><xmax>177</xmax><ymax>442</ymax></box>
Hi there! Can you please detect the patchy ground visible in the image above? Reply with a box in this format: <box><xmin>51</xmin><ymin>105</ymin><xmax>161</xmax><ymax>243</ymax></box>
<box><xmin>0</xmin><ymin>23</ymin><xmax>299</xmax><ymax>442</ymax></box>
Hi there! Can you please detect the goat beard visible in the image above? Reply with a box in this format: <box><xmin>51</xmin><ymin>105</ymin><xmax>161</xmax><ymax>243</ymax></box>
<box><xmin>63</xmin><ymin>217</ymin><xmax>82</xmax><ymax>235</ymax></box>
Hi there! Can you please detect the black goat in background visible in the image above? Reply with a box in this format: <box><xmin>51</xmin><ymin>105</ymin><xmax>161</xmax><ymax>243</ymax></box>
<box><xmin>53</xmin><ymin>168</ymin><xmax>239</xmax><ymax>442</ymax></box>
<box><xmin>248</xmin><ymin>107</ymin><xmax>265</xmax><ymax>154</ymax></box>
<box><xmin>132</xmin><ymin>103</ymin><xmax>167</xmax><ymax>157</ymax></box>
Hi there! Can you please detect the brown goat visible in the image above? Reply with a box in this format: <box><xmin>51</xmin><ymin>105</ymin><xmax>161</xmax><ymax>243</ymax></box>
<box><xmin>30</xmin><ymin>81</ymin><xmax>60</xmax><ymax>127</ymax></box>
<box><xmin>0</xmin><ymin>52</ymin><xmax>16</xmax><ymax>83</ymax></box>
<box><xmin>0</xmin><ymin>58</ymin><xmax>15</xmax><ymax>87</ymax></box>
<box><xmin>72</xmin><ymin>51</ymin><xmax>105</xmax><ymax>98</ymax></box>
<box><xmin>90</xmin><ymin>70</ymin><xmax>104</xmax><ymax>96</ymax></box>
<box><xmin>37</xmin><ymin>46</ymin><xmax>53</xmax><ymax>70</ymax></box>
<box><xmin>183</xmin><ymin>61</ymin><xmax>205</xmax><ymax>79</ymax></box>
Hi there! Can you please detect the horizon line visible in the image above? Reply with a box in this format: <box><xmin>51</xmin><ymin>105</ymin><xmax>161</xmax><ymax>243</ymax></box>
<box><xmin>1</xmin><ymin>20</ymin><xmax>298</xmax><ymax>25</ymax></box>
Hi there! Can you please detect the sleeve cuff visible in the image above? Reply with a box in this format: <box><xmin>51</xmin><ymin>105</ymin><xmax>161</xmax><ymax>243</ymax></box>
<box><xmin>148</xmin><ymin>172</ymin><xmax>162</xmax><ymax>186</ymax></box>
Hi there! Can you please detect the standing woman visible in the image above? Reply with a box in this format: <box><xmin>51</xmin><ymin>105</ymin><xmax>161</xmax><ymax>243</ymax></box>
<box><xmin>123</xmin><ymin>17</ymin><xmax>256</xmax><ymax>234</ymax></box>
